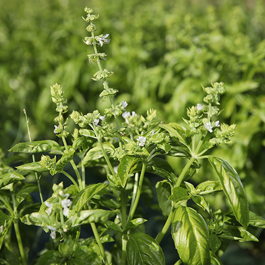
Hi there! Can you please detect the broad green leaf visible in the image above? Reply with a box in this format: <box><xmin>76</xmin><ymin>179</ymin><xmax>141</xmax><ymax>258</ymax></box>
<box><xmin>9</xmin><ymin>140</ymin><xmax>61</xmax><ymax>153</ymax></box>
<box><xmin>16</xmin><ymin>184</ymin><xmax>37</xmax><ymax>206</ymax></box>
<box><xmin>192</xmin><ymin>196</ymin><xmax>210</xmax><ymax>213</ymax></box>
<box><xmin>196</xmin><ymin>181</ymin><xmax>222</xmax><ymax>195</ymax></box>
<box><xmin>21</xmin><ymin>212</ymin><xmax>55</xmax><ymax>228</ymax></box>
<box><xmin>117</xmin><ymin>156</ymin><xmax>139</xmax><ymax>187</ymax></box>
<box><xmin>237</xmin><ymin>227</ymin><xmax>259</xmax><ymax>242</ymax></box>
<box><xmin>16</xmin><ymin>162</ymin><xmax>48</xmax><ymax>173</ymax></box>
<box><xmin>169</xmin><ymin>187</ymin><xmax>190</xmax><ymax>203</ymax></box>
<box><xmin>159</xmin><ymin>123</ymin><xmax>187</xmax><ymax>145</ymax></box>
<box><xmin>83</xmin><ymin>143</ymin><xmax>115</xmax><ymax>166</ymax></box>
<box><xmin>209</xmin><ymin>234</ymin><xmax>221</xmax><ymax>254</ymax></box>
<box><xmin>56</xmin><ymin>150</ymin><xmax>75</xmax><ymax>172</ymax></box>
<box><xmin>104</xmin><ymin>220</ymin><xmax>123</xmax><ymax>233</ymax></box>
<box><xmin>35</xmin><ymin>250</ymin><xmax>63</xmax><ymax>265</ymax></box>
<box><xmin>71</xmin><ymin>209</ymin><xmax>118</xmax><ymax>226</ymax></box>
<box><xmin>79</xmin><ymin>129</ymin><xmax>96</xmax><ymax>138</ymax></box>
<box><xmin>209</xmin><ymin>156</ymin><xmax>249</xmax><ymax>228</ymax></box>
<box><xmin>0</xmin><ymin>218</ymin><xmax>12</xmax><ymax>250</ymax></box>
<box><xmin>249</xmin><ymin>211</ymin><xmax>265</xmax><ymax>228</ymax></box>
<box><xmin>127</xmin><ymin>233</ymin><xmax>165</xmax><ymax>265</ymax></box>
<box><xmin>0</xmin><ymin>210</ymin><xmax>10</xmax><ymax>224</ymax></box>
<box><xmin>219</xmin><ymin>226</ymin><xmax>258</xmax><ymax>242</ymax></box>
<box><xmin>155</xmin><ymin>180</ymin><xmax>172</xmax><ymax>216</ymax></box>
<box><xmin>0</xmin><ymin>172</ymin><xmax>25</xmax><ymax>188</ymax></box>
<box><xmin>71</xmin><ymin>183</ymin><xmax>108</xmax><ymax>212</ymax></box>
<box><xmin>171</xmin><ymin>206</ymin><xmax>210</xmax><ymax>265</ymax></box>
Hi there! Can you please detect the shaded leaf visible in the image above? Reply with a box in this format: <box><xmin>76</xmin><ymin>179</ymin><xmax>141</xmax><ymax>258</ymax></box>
<box><xmin>171</xmin><ymin>206</ymin><xmax>210</xmax><ymax>265</ymax></box>
<box><xmin>127</xmin><ymin>233</ymin><xmax>165</xmax><ymax>265</ymax></box>
<box><xmin>9</xmin><ymin>140</ymin><xmax>61</xmax><ymax>153</ymax></box>
<box><xmin>155</xmin><ymin>180</ymin><xmax>172</xmax><ymax>216</ymax></box>
<box><xmin>209</xmin><ymin>156</ymin><xmax>249</xmax><ymax>228</ymax></box>
<box><xmin>16</xmin><ymin>184</ymin><xmax>37</xmax><ymax>206</ymax></box>
<box><xmin>249</xmin><ymin>211</ymin><xmax>265</xmax><ymax>228</ymax></box>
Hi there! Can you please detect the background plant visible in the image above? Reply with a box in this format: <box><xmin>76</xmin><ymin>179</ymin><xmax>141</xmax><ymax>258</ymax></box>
<box><xmin>1</xmin><ymin>0</ymin><xmax>265</xmax><ymax>264</ymax></box>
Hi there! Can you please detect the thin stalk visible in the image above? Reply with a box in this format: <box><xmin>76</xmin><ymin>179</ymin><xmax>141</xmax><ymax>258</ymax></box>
<box><xmin>127</xmin><ymin>172</ymin><xmax>139</xmax><ymax>221</ymax></box>
<box><xmin>91</xmin><ymin>222</ymin><xmax>109</xmax><ymax>265</ymax></box>
<box><xmin>156</xmin><ymin>156</ymin><xmax>196</xmax><ymax>243</ymax></box>
<box><xmin>121</xmin><ymin>234</ymin><xmax>127</xmax><ymax>265</ymax></box>
<box><xmin>11</xmin><ymin>189</ymin><xmax>27</xmax><ymax>265</ymax></box>
<box><xmin>127</xmin><ymin>162</ymin><xmax>146</xmax><ymax>223</ymax></box>
<box><xmin>81</xmin><ymin>156</ymin><xmax>86</xmax><ymax>190</ymax></box>
<box><xmin>121</xmin><ymin>189</ymin><xmax>128</xmax><ymax>265</ymax></box>
<box><xmin>23</xmin><ymin>109</ymin><xmax>43</xmax><ymax>203</ymax></box>
<box><xmin>61</xmin><ymin>171</ymin><xmax>79</xmax><ymax>191</ymax></box>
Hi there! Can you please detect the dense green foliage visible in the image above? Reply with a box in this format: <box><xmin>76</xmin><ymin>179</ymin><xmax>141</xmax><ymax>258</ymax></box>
<box><xmin>1</xmin><ymin>0</ymin><xmax>265</xmax><ymax>264</ymax></box>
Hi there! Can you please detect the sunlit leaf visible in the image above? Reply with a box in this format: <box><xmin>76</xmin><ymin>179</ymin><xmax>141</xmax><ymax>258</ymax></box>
<box><xmin>9</xmin><ymin>140</ymin><xmax>61</xmax><ymax>153</ymax></box>
<box><xmin>71</xmin><ymin>183</ymin><xmax>108</xmax><ymax>212</ymax></box>
<box><xmin>171</xmin><ymin>206</ymin><xmax>210</xmax><ymax>265</ymax></box>
<box><xmin>0</xmin><ymin>172</ymin><xmax>25</xmax><ymax>188</ymax></box>
<box><xmin>56</xmin><ymin>150</ymin><xmax>75</xmax><ymax>172</ymax></box>
<box><xmin>209</xmin><ymin>156</ymin><xmax>249</xmax><ymax>228</ymax></box>
<box><xmin>196</xmin><ymin>181</ymin><xmax>223</xmax><ymax>195</ymax></box>
<box><xmin>159</xmin><ymin>123</ymin><xmax>187</xmax><ymax>145</ymax></box>
<box><xmin>16</xmin><ymin>162</ymin><xmax>48</xmax><ymax>173</ymax></box>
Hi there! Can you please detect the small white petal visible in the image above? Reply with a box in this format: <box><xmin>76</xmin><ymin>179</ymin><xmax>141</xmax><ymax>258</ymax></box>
<box><xmin>122</xmin><ymin>100</ymin><xmax>128</xmax><ymax>108</ymax></box>
<box><xmin>94</xmin><ymin>119</ymin><xmax>99</xmax><ymax>125</ymax></box>
<box><xmin>204</xmin><ymin>122</ymin><xmax>213</xmax><ymax>133</ymax></box>
<box><xmin>197</xmin><ymin>104</ymin><xmax>203</xmax><ymax>111</ymax></box>
<box><xmin>122</xmin><ymin>111</ymin><xmax>130</xmax><ymax>119</ymax></box>
<box><xmin>61</xmin><ymin>198</ymin><xmax>72</xmax><ymax>208</ymax></box>
<box><xmin>50</xmin><ymin>231</ymin><xmax>56</xmax><ymax>239</ymax></box>
<box><xmin>45</xmin><ymin>208</ymin><xmax>52</xmax><ymax>216</ymax></box>
<box><xmin>99</xmin><ymin>115</ymin><xmax>105</xmax><ymax>121</ymax></box>
<box><xmin>47</xmin><ymin>226</ymin><xmax>56</xmax><ymax>231</ymax></box>
<box><xmin>44</xmin><ymin>201</ymin><xmax>53</xmax><ymax>208</ymax></box>
<box><xmin>132</xmin><ymin>111</ymin><xmax>137</xmax><ymax>117</ymax></box>
<box><xmin>137</xmin><ymin>136</ymin><xmax>146</xmax><ymax>147</ymax></box>
<box><xmin>215</xmin><ymin>121</ymin><xmax>220</xmax><ymax>127</ymax></box>
<box><xmin>63</xmin><ymin>207</ymin><xmax>70</xmax><ymax>217</ymax></box>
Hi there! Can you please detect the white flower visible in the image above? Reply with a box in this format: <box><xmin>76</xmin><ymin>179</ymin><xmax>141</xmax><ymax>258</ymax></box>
<box><xmin>47</xmin><ymin>226</ymin><xmax>56</xmax><ymax>239</ymax></box>
<box><xmin>132</xmin><ymin>111</ymin><xmax>137</xmax><ymax>117</ymax></box>
<box><xmin>122</xmin><ymin>111</ymin><xmax>130</xmax><ymax>124</ymax></box>
<box><xmin>0</xmin><ymin>225</ymin><xmax>4</xmax><ymax>233</ymax></box>
<box><xmin>197</xmin><ymin>104</ymin><xmax>203</xmax><ymax>111</ymax></box>
<box><xmin>63</xmin><ymin>207</ymin><xmax>70</xmax><ymax>217</ymax></box>
<box><xmin>94</xmin><ymin>119</ymin><xmax>99</xmax><ymax>125</ymax></box>
<box><xmin>204</xmin><ymin>122</ymin><xmax>213</xmax><ymax>133</ymax></box>
<box><xmin>85</xmin><ymin>40</ymin><xmax>91</xmax><ymax>45</ymax></box>
<box><xmin>122</xmin><ymin>100</ymin><xmax>128</xmax><ymax>108</ymax></box>
<box><xmin>53</xmin><ymin>125</ymin><xmax>61</xmax><ymax>134</ymax></box>
<box><xmin>137</xmin><ymin>136</ymin><xmax>147</xmax><ymax>147</ymax></box>
<box><xmin>61</xmin><ymin>198</ymin><xmax>72</xmax><ymax>208</ymax></box>
<box><xmin>44</xmin><ymin>201</ymin><xmax>53</xmax><ymax>216</ymax></box>
<box><xmin>150</xmin><ymin>130</ymin><xmax>155</xmax><ymax>136</ymax></box>
<box><xmin>97</xmin><ymin>34</ymin><xmax>110</xmax><ymax>47</ymax></box>
<box><xmin>215</xmin><ymin>121</ymin><xmax>220</xmax><ymax>127</ymax></box>
<box><xmin>99</xmin><ymin>115</ymin><xmax>105</xmax><ymax>121</ymax></box>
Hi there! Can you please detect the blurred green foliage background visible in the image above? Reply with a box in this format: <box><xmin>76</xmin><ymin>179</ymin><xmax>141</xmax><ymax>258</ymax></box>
<box><xmin>1</xmin><ymin>0</ymin><xmax>265</xmax><ymax>263</ymax></box>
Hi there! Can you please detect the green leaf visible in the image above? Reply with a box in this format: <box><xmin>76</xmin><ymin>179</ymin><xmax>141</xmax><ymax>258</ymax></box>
<box><xmin>117</xmin><ymin>156</ymin><xmax>139</xmax><ymax>188</ymax></box>
<box><xmin>71</xmin><ymin>209</ymin><xmax>118</xmax><ymax>226</ymax></box>
<box><xmin>208</xmin><ymin>156</ymin><xmax>249</xmax><ymax>228</ymax></box>
<box><xmin>83</xmin><ymin>143</ymin><xmax>115</xmax><ymax>166</ymax></box>
<box><xmin>16</xmin><ymin>184</ymin><xmax>37</xmax><ymax>206</ymax></box>
<box><xmin>56</xmin><ymin>150</ymin><xmax>75</xmax><ymax>172</ymax></box>
<box><xmin>171</xmin><ymin>206</ymin><xmax>210</xmax><ymax>265</ymax></box>
<box><xmin>0</xmin><ymin>218</ymin><xmax>12</xmax><ymax>249</ymax></box>
<box><xmin>159</xmin><ymin>123</ymin><xmax>187</xmax><ymax>145</ymax></box>
<box><xmin>196</xmin><ymin>181</ymin><xmax>223</xmax><ymax>195</ymax></box>
<box><xmin>21</xmin><ymin>212</ymin><xmax>55</xmax><ymax>228</ymax></box>
<box><xmin>127</xmin><ymin>233</ymin><xmax>165</xmax><ymax>265</ymax></box>
<box><xmin>16</xmin><ymin>162</ymin><xmax>48</xmax><ymax>173</ymax></box>
<box><xmin>71</xmin><ymin>183</ymin><xmax>108</xmax><ymax>212</ymax></box>
<box><xmin>125</xmin><ymin>218</ymin><xmax>147</xmax><ymax>231</ymax></box>
<box><xmin>79</xmin><ymin>129</ymin><xmax>96</xmax><ymax>138</ymax></box>
<box><xmin>0</xmin><ymin>172</ymin><xmax>25</xmax><ymax>188</ymax></box>
<box><xmin>104</xmin><ymin>220</ymin><xmax>123</xmax><ymax>233</ymax></box>
<box><xmin>209</xmin><ymin>234</ymin><xmax>221</xmax><ymax>254</ymax></box>
<box><xmin>155</xmin><ymin>180</ymin><xmax>172</xmax><ymax>216</ymax></box>
<box><xmin>36</xmin><ymin>250</ymin><xmax>63</xmax><ymax>265</ymax></box>
<box><xmin>192</xmin><ymin>196</ymin><xmax>210</xmax><ymax>213</ymax></box>
<box><xmin>9</xmin><ymin>140</ymin><xmax>61</xmax><ymax>153</ymax></box>
<box><xmin>210</xmin><ymin>252</ymin><xmax>223</xmax><ymax>265</ymax></box>
<box><xmin>237</xmin><ymin>227</ymin><xmax>259</xmax><ymax>242</ymax></box>
<box><xmin>249</xmin><ymin>211</ymin><xmax>265</xmax><ymax>228</ymax></box>
<box><xmin>169</xmin><ymin>187</ymin><xmax>190</xmax><ymax>203</ymax></box>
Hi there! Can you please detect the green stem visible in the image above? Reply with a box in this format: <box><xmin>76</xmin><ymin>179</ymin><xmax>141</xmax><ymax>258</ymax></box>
<box><xmin>13</xmin><ymin>220</ymin><xmax>27</xmax><ymax>265</ymax></box>
<box><xmin>62</xmin><ymin>171</ymin><xmax>79</xmax><ymax>191</ymax></box>
<box><xmin>121</xmin><ymin>189</ymin><xmax>128</xmax><ymax>265</ymax></box>
<box><xmin>127</xmin><ymin>162</ymin><xmax>146</xmax><ymax>223</ymax></box>
<box><xmin>91</xmin><ymin>222</ymin><xmax>109</xmax><ymax>265</ymax></box>
<box><xmin>121</xmin><ymin>234</ymin><xmax>127</xmax><ymax>265</ymax></box>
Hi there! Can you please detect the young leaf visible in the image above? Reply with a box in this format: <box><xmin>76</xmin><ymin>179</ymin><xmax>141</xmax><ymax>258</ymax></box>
<box><xmin>125</xmin><ymin>218</ymin><xmax>147</xmax><ymax>231</ymax></box>
<box><xmin>171</xmin><ymin>206</ymin><xmax>210</xmax><ymax>265</ymax></box>
<box><xmin>159</xmin><ymin>123</ymin><xmax>187</xmax><ymax>145</ymax></box>
<box><xmin>35</xmin><ymin>250</ymin><xmax>64</xmax><ymax>265</ymax></box>
<box><xmin>249</xmin><ymin>211</ymin><xmax>265</xmax><ymax>228</ymax></box>
<box><xmin>196</xmin><ymin>181</ymin><xmax>222</xmax><ymax>195</ymax></box>
<box><xmin>56</xmin><ymin>150</ymin><xmax>75</xmax><ymax>172</ymax></box>
<box><xmin>71</xmin><ymin>183</ymin><xmax>108</xmax><ymax>212</ymax></box>
<box><xmin>71</xmin><ymin>209</ymin><xmax>118</xmax><ymax>226</ymax></box>
<box><xmin>210</xmin><ymin>252</ymin><xmax>223</xmax><ymax>265</ymax></box>
<box><xmin>126</xmin><ymin>233</ymin><xmax>165</xmax><ymax>265</ymax></box>
<box><xmin>155</xmin><ymin>180</ymin><xmax>172</xmax><ymax>216</ymax></box>
<box><xmin>79</xmin><ymin>129</ymin><xmax>96</xmax><ymax>138</ymax></box>
<box><xmin>83</xmin><ymin>143</ymin><xmax>115</xmax><ymax>166</ymax></box>
<box><xmin>16</xmin><ymin>184</ymin><xmax>37</xmax><ymax>206</ymax></box>
<box><xmin>117</xmin><ymin>156</ymin><xmax>139</xmax><ymax>188</ymax></box>
<box><xmin>0</xmin><ymin>172</ymin><xmax>25</xmax><ymax>188</ymax></box>
<box><xmin>16</xmin><ymin>162</ymin><xmax>48</xmax><ymax>173</ymax></box>
<box><xmin>208</xmin><ymin>156</ymin><xmax>249</xmax><ymax>228</ymax></box>
<box><xmin>169</xmin><ymin>187</ymin><xmax>190</xmax><ymax>203</ymax></box>
<box><xmin>9</xmin><ymin>140</ymin><xmax>61</xmax><ymax>153</ymax></box>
